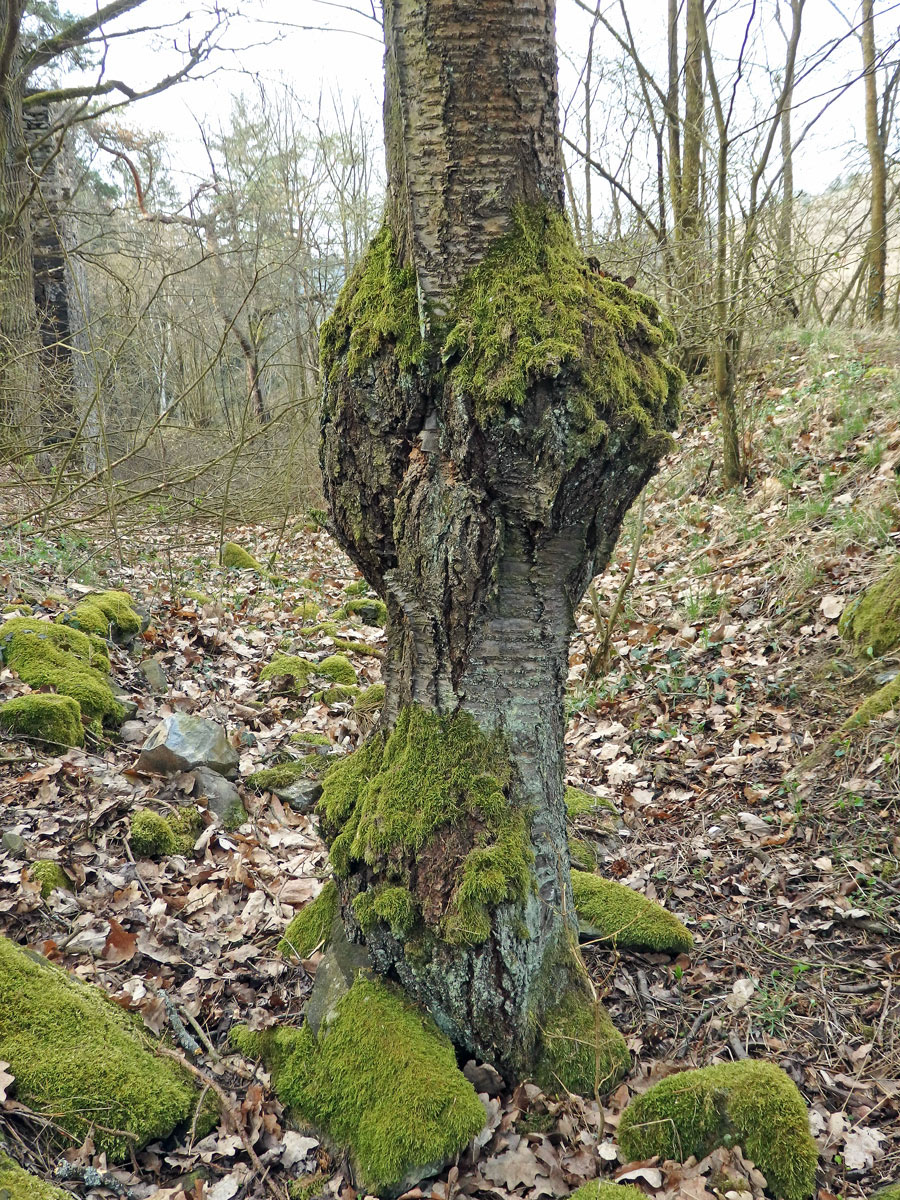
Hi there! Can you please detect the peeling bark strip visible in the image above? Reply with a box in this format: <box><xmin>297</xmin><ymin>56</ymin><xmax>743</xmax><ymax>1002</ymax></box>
<box><xmin>384</xmin><ymin>0</ymin><xmax>564</xmax><ymax>314</ymax></box>
<box><xmin>318</xmin><ymin>0</ymin><xmax>682</xmax><ymax>1081</ymax></box>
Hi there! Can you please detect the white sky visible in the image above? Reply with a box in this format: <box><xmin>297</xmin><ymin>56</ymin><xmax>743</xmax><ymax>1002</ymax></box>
<box><xmin>48</xmin><ymin>0</ymin><xmax>900</xmax><ymax>203</ymax></box>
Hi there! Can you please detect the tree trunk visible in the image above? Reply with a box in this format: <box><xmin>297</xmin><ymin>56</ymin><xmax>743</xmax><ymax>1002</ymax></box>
<box><xmin>0</xmin><ymin>0</ymin><xmax>38</xmax><ymax>435</ymax></box>
<box><xmin>862</xmin><ymin>0</ymin><xmax>886</xmax><ymax>325</ymax></box>
<box><xmin>318</xmin><ymin>0</ymin><xmax>680</xmax><ymax>1082</ymax></box>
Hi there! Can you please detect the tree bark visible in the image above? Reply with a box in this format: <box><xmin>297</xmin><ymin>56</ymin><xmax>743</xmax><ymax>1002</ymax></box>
<box><xmin>319</xmin><ymin>0</ymin><xmax>680</xmax><ymax>1081</ymax></box>
<box><xmin>862</xmin><ymin>0</ymin><xmax>887</xmax><ymax>325</ymax></box>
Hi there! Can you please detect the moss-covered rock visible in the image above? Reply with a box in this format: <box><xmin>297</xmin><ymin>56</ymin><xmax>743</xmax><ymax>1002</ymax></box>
<box><xmin>319</xmin><ymin>705</ymin><xmax>532</xmax><ymax>945</ymax></box>
<box><xmin>534</xmin><ymin>988</ymin><xmax>630</xmax><ymax>1097</ymax></box>
<box><xmin>318</xmin><ymin>654</ymin><xmax>357</xmax><ymax>684</ymax></box>
<box><xmin>344</xmin><ymin>579</ymin><xmax>369</xmax><ymax>597</ymax></box>
<box><xmin>568</xmin><ymin>836</ymin><xmax>598</xmax><ymax>872</ymax></box>
<box><xmin>569</xmin><ymin>1184</ymin><xmax>647</xmax><ymax>1200</ymax></box>
<box><xmin>231</xmin><ymin>977</ymin><xmax>485</xmax><ymax>1196</ymax></box>
<box><xmin>0</xmin><ymin>694</ymin><xmax>84</xmax><ymax>748</ymax></box>
<box><xmin>0</xmin><ymin>1153</ymin><xmax>69</xmax><ymax>1200</ymax></box>
<box><xmin>572</xmin><ymin>871</ymin><xmax>693</xmax><ymax>953</ymax></box>
<box><xmin>565</xmin><ymin>787</ymin><xmax>616</xmax><ymax>820</ymax></box>
<box><xmin>129</xmin><ymin>808</ymin><xmax>202</xmax><ymax>858</ymax></box>
<box><xmin>65</xmin><ymin>590</ymin><xmax>142</xmax><ymax>642</ymax></box>
<box><xmin>31</xmin><ymin>860</ymin><xmax>72</xmax><ymax>898</ymax></box>
<box><xmin>260</xmin><ymin>653</ymin><xmax>316</xmax><ymax>689</ymax></box>
<box><xmin>279</xmin><ymin>882</ymin><xmax>339</xmax><ymax>958</ymax></box>
<box><xmin>335</xmin><ymin>598</ymin><xmax>388</xmax><ymax>626</ymax></box>
<box><xmin>842</xmin><ymin>673</ymin><xmax>900</xmax><ymax>731</ymax></box>
<box><xmin>0</xmin><ymin>617</ymin><xmax>122</xmax><ymax>726</ymax></box>
<box><xmin>248</xmin><ymin>756</ymin><xmax>330</xmax><ymax>795</ymax></box>
<box><xmin>0</xmin><ymin>936</ymin><xmax>214</xmax><ymax>1158</ymax></box>
<box><xmin>839</xmin><ymin>564</ymin><xmax>900</xmax><ymax>657</ymax></box>
<box><xmin>616</xmin><ymin>1061</ymin><xmax>817</xmax><ymax>1200</ymax></box>
<box><xmin>316</xmin><ymin>684</ymin><xmax>360</xmax><ymax>706</ymax></box>
<box><xmin>222</xmin><ymin>542</ymin><xmax>265</xmax><ymax>572</ymax></box>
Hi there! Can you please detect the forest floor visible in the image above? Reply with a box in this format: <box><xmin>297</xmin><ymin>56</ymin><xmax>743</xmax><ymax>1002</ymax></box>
<box><xmin>0</xmin><ymin>326</ymin><xmax>898</xmax><ymax>1200</ymax></box>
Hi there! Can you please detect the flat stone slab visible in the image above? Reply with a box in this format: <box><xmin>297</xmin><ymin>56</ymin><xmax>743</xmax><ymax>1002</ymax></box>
<box><xmin>135</xmin><ymin>714</ymin><xmax>239</xmax><ymax>779</ymax></box>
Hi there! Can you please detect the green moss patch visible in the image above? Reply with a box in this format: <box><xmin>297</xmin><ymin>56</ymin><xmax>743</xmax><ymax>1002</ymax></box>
<box><xmin>316</xmin><ymin>685</ymin><xmax>360</xmax><ymax>706</ymax></box>
<box><xmin>248</xmin><ymin>755</ymin><xmax>329</xmax><ymax>794</ymax></box>
<box><xmin>344</xmin><ymin>580</ymin><xmax>369</xmax><ymax>597</ymax></box>
<box><xmin>839</xmin><ymin>563</ymin><xmax>900</xmax><ymax>657</ymax></box>
<box><xmin>320</xmin><ymin>225</ymin><xmax>424</xmax><ymax>378</ymax></box>
<box><xmin>569</xmin><ymin>1184</ymin><xmax>646</xmax><ymax>1200</ymax></box>
<box><xmin>443</xmin><ymin>204</ymin><xmax>681</xmax><ymax>446</ymax></box>
<box><xmin>534</xmin><ymin>988</ymin><xmax>630</xmax><ymax>1097</ymax></box>
<box><xmin>294</xmin><ymin>601</ymin><xmax>321</xmax><ymax>621</ymax></box>
<box><xmin>0</xmin><ymin>617</ymin><xmax>122</xmax><ymax>726</ymax></box>
<box><xmin>318</xmin><ymin>654</ymin><xmax>357</xmax><ymax>684</ymax></box>
<box><xmin>0</xmin><ymin>936</ymin><xmax>213</xmax><ymax>1159</ymax></box>
<box><xmin>302</xmin><ymin>622</ymin><xmax>384</xmax><ymax>658</ymax></box>
<box><xmin>260</xmin><ymin>653</ymin><xmax>316</xmax><ymax>689</ymax></box>
<box><xmin>290</xmin><ymin>730</ymin><xmax>332</xmax><ymax>748</ymax></box>
<box><xmin>617</xmin><ymin>1061</ymin><xmax>817</xmax><ymax>1200</ymax></box>
<box><xmin>353</xmin><ymin>683</ymin><xmax>385</xmax><ymax>715</ymax></box>
<box><xmin>0</xmin><ymin>694</ymin><xmax>84</xmax><ymax>748</ymax></box>
<box><xmin>568</xmin><ymin>837</ymin><xmax>598</xmax><ymax>872</ymax></box>
<box><xmin>319</xmin><ymin>705</ymin><xmax>532</xmax><ymax>946</ymax></box>
<box><xmin>31</xmin><ymin>860</ymin><xmax>72</xmax><ymax>898</ymax></box>
<box><xmin>130</xmin><ymin>808</ymin><xmax>202</xmax><ymax>858</ymax></box>
<box><xmin>66</xmin><ymin>590</ymin><xmax>142</xmax><ymax>641</ymax></box>
<box><xmin>0</xmin><ymin>1153</ymin><xmax>69</xmax><ymax>1200</ymax></box>
<box><xmin>231</xmin><ymin>977</ymin><xmax>484</xmax><ymax>1195</ymax></box>
<box><xmin>565</xmin><ymin>787</ymin><xmax>616</xmax><ymax>820</ymax></box>
<box><xmin>222</xmin><ymin>542</ymin><xmax>265</xmax><ymax>572</ymax></box>
<box><xmin>572</xmin><ymin>871</ymin><xmax>693</xmax><ymax>953</ymax></box>
<box><xmin>279</xmin><ymin>882</ymin><xmax>339</xmax><ymax>958</ymax></box>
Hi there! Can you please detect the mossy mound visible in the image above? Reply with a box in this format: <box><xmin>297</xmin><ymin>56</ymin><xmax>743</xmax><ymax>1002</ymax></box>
<box><xmin>222</xmin><ymin>542</ymin><xmax>265</xmax><ymax>572</ymax></box>
<box><xmin>231</xmin><ymin>977</ymin><xmax>485</xmax><ymax>1195</ymax></box>
<box><xmin>568</xmin><ymin>836</ymin><xmax>598</xmax><ymax>872</ymax></box>
<box><xmin>0</xmin><ymin>936</ymin><xmax>214</xmax><ymax>1158</ymax></box>
<box><xmin>279</xmin><ymin>882</ymin><xmax>339</xmax><ymax>958</ymax></box>
<box><xmin>443</xmin><ymin>205</ymin><xmax>681</xmax><ymax>444</ymax></box>
<box><xmin>0</xmin><ymin>616</ymin><xmax>122</xmax><ymax>726</ymax></box>
<box><xmin>565</xmin><ymin>786</ymin><xmax>616</xmax><ymax>820</ymax></box>
<box><xmin>290</xmin><ymin>730</ymin><xmax>332</xmax><ymax>748</ymax></box>
<box><xmin>344</xmin><ymin>579</ymin><xmax>369</xmax><ymax>597</ymax></box>
<box><xmin>294</xmin><ymin>601</ymin><xmax>320</xmax><ymax>621</ymax></box>
<box><xmin>0</xmin><ymin>694</ymin><xmax>84</xmax><ymax>748</ymax></box>
<box><xmin>0</xmin><ymin>1153</ymin><xmax>69</xmax><ymax>1200</ymax></box>
<box><xmin>335</xmin><ymin>597</ymin><xmax>388</xmax><ymax>626</ymax></box>
<box><xmin>65</xmin><ymin>590</ymin><xmax>142</xmax><ymax>641</ymax></box>
<box><xmin>248</xmin><ymin>756</ymin><xmax>329</xmax><ymax>795</ymax></box>
<box><xmin>318</xmin><ymin>654</ymin><xmax>357</xmax><ymax>684</ymax></box>
<box><xmin>873</xmin><ymin>1186</ymin><xmax>900</xmax><ymax>1200</ymax></box>
<box><xmin>572</xmin><ymin>871</ymin><xmax>693</xmax><ymax>953</ymax></box>
<box><xmin>617</xmin><ymin>1061</ymin><xmax>817</xmax><ymax>1200</ymax></box>
<box><xmin>182</xmin><ymin>588</ymin><xmax>211</xmax><ymax>607</ymax></box>
<box><xmin>353</xmin><ymin>683</ymin><xmax>385</xmax><ymax>715</ymax></box>
<box><xmin>260</xmin><ymin>653</ymin><xmax>358</xmax><ymax>693</ymax></box>
<box><xmin>842</xmin><ymin>673</ymin><xmax>900</xmax><ymax>731</ymax></box>
<box><xmin>534</xmin><ymin>988</ymin><xmax>630</xmax><ymax>1097</ymax></box>
<box><xmin>31</xmin><ymin>860</ymin><xmax>72</xmax><ymax>898</ymax></box>
<box><xmin>319</xmin><ymin>705</ymin><xmax>532</xmax><ymax>945</ymax></box>
<box><xmin>839</xmin><ymin>563</ymin><xmax>900</xmax><ymax>657</ymax></box>
<box><xmin>129</xmin><ymin>808</ymin><xmax>202</xmax><ymax>858</ymax></box>
<box><xmin>569</xmin><ymin>1184</ymin><xmax>647</xmax><ymax>1200</ymax></box>
<box><xmin>316</xmin><ymin>684</ymin><xmax>360</xmax><ymax>706</ymax></box>
<box><xmin>301</xmin><ymin>622</ymin><xmax>384</xmax><ymax>658</ymax></box>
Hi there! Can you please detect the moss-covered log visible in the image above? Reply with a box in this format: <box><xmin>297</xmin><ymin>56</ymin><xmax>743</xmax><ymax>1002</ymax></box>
<box><xmin>313</xmin><ymin>0</ymin><xmax>680</xmax><ymax>1121</ymax></box>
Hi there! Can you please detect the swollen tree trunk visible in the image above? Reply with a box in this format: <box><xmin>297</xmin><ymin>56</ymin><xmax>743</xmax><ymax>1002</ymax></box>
<box><xmin>319</xmin><ymin>0</ymin><xmax>680</xmax><ymax>1082</ymax></box>
<box><xmin>862</xmin><ymin>0</ymin><xmax>887</xmax><ymax>325</ymax></box>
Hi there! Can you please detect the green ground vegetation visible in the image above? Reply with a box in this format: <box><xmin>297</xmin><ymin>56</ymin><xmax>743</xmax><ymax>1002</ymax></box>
<box><xmin>248</xmin><ymin>755</ymin><xmax>329</xmax><ymax>794</ymax></box>
<box><xmin>231</xmin><ymin>977</ymin><xmax>484</xmax><ymax>1195</ymax></box>
<box><xmin>572</xmin><ymin>871</ymin><xmax>693</xmax><ymax>953</ymax></box>
<box><xmin>569</xmin><ymin>1184</ymin><xmax>647</xmax><ymax>1200</ymax></box>
<box><xmin>129</xmin><ymin>808</ymin><xmax>203</xmax><ymax>857</ymax></box>
<box><xmin>0</xmin><ymin>936</ymin><xmax>214</xmax><ymax>1158</ymax></box>
<box><xmin>565</xmin><ymin>786</ymin><xmax>616</xmax><ymax>819</ymax></box>
<box><xmin>839</xmin><ymin>562</ymin><xmax>900</xmax><ymax>656</ymax></box>
<box><xmin>0</xmin><ymin>694</ymin><xmax>84</xmax><ymax>748</ymax></box>
<box><xmin>319</xmin><ymin>705</ymin><xmax>532</xmax><ymax>945</ymax></box>
<box><xmin>616</xmin><ymin>1060</ymin><xmax>817</xmax><ymax>1200</ymax></box>
<box><xmin>278</xmin><ymin>882</ymin><xmax>339</xmax><ymax>958</ymax></box>
<box><xmin>533</xmin><ymin>987</ymin><xmax>630</xmax><ymax>1097</ymax></box>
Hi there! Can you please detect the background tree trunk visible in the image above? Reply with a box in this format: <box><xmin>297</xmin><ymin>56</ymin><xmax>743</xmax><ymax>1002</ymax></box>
<box><xmin>862</xmin><ymin>0</ymin><xmax>887</xmax><ymax>325</ymax></box>
<box><xmin>319</xmin><ymin>0</ymin><xmax>680</xmax><ymax>1079</ymax></box>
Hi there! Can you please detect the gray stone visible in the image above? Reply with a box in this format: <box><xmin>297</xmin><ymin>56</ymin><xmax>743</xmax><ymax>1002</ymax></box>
<box><xmin>120</xmin><ymin>720</ymin><xmax>147</xmax><ymax>744</ymax></box>
<box><xmin>304</xmin><ymin>914</ymin><xmax>372</xmax><ymax>1037</ymax></box>
<box><xmin>462</xmin><ymin>1060</ymin><xmax>504</xmax><ymax>1097</ymax></box>
<box><xmin>109</xmin><ymin>680</ymin><xmax>138</xmax><ymax>721</ymax></box>
<box><xmin>273</xmin><ymin>778</ymin><xmax>323</xmax><ymax>812</ymax></box>
<box><xmin>140</xmin><ymin>658</ymin><xmax>169</xmax><ymax>693</ymax></box>
<box><xmin>190</xmin><ymin>767</ymin><xmax>247</xmax><ymax>829</ymax></box>
<box><xmin>2</xmin><ymin>831</ymin><xmax>27</xmax><ymax>856</ymax></box>
<box><xmin>135</xmin><ymin>714</ymin><xmax>239</xmax><ymax>779</ymax></box>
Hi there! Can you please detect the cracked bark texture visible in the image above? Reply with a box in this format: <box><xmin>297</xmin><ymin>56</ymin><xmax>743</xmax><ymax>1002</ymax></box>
<box><xmin>319</xmin><ymin>0</ymin><xmax>677</xmax><ymax>1079</ymax></box>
